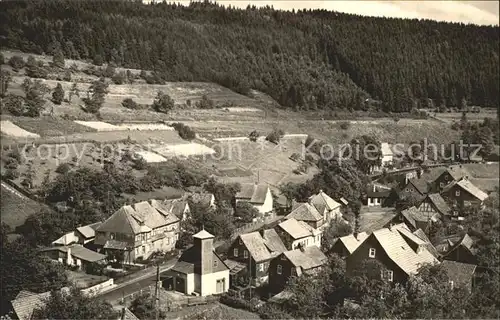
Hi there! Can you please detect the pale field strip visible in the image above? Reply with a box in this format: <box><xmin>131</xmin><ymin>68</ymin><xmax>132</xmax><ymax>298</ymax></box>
<box><xmin>152</xmin><ymin>143</ymin><xmax>216</xmax><ymax>157</ymax></box>
<box><xmin>74</xmin><ymin>121</ymin><xmax>174</xmax><ymax>132</ymax></box>
<box><xmin>0</xmin><ymin>120</ymin><xmax>40</xmax><ymax>138</ymax></box>
<box><xmin>213</xmin><ymin>133</ymin><xmax>307</xmax><ymax>142</ymax></box>
<box><xmin>134</xmin><ymin>150</ymin><xmax>169</xmax><ymax>163</ymax></box>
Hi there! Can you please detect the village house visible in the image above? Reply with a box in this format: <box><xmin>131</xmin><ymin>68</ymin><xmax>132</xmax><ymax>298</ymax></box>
<box><xmin>441</xmin><ymin>260</ymin><xmax>477</xmax><ymax>293</ymax></box>
<box><xmin>275</xmin><ymin>218</ymin><xmax>322</xmax><ymax>250</ymax></box>
<box><xmin>307</xmin><ymin>190</ymin><xmax>343</xmax><ymax>224</ymax></box>
<box><xmin>39</xmin><ymin>244</ymin><xmax>107</xmax><ymax>270</ymax></box>
<box><xmin>441</xmin><ymin>179</ymin><xmax>489</xmax><ymax>214</ymax></box>
<box><xmin>329</xmin><ymin>232</ymin><xmax>368</xmax><ymax>258</ymax></box>
<box><xmin>370</xmin><ymin>143</ymin><xmax>393</xmax><ymax>172</ymax></box>
<box><xmin>417</xmin><ymin>193</ymin><xmax>451</xmax><ymax>218</ymax></box>
<box><xmin>10</xmin><ymin>288</ymin><xmax>71</xmax><ymax>320</ymax></box>
<box><xmin>393</xmin><ymin>206</ymin><xmax>440</xmax><ymax>231</ymax></box>
<box><xmin>94</xmin><ymin>200</ymin><xmax>180</xmax><ymax>262</ymax></box>
<box><xmin>285</xmin><ymin>202</ymin><xmax>324</xmax><ymax>229</ymax></box>
<box><xmin>366</xmin><ymin>184</ymin><xmax>391</xmax><ymax>207</ymax></box>
<box><xmin>235</xmin><ymin>183</ymin><xmax>273</xmax><ymax>215</ymax></box>
<box><xmin>162</xmin><ymin>198</ymin><xmax>190</xmax><ymax>222</ymax></box>
<box><xmin>442</xmin><ymin>233</ymin><xmax>478</xmax><ymax>265</ymax></box>
<box><xmin>225</xmin><ymin>229</ymin><xmax>287</xmax><ymax>286</ymax></box>
<box><xmin>268</xmin><ymin>246</ymin><xmax>327</xmax><ymax>294</ymax></box>
<box><xmin>346</xmin><ymin>223</ymin><xmax>438</xmax><ymax>283</ymax></box>
<box><xmin>165</xmin><ymin>229</ymin><xmax>229</xmax><ymax>296</ymax></box>
<box><xmin>51</xmin><ymin>222</ymin><xmax>102</xmax><ymax>248</ymax></box>
<box><xmin>432</xmin><ymin>166</ymin><xmax>471</xmax><ymax>192</ymax></box>
<box><xmin>398</xmin><ymin>178</ymin><xmax>429</xmax><ymax>201</ymax></box>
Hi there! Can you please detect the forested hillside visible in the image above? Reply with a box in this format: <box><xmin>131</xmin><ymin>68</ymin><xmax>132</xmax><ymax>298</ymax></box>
<box><xmin>0</xmin><ymin>0</ymin><xmax>498</xmax><ymax>111</ymax></box>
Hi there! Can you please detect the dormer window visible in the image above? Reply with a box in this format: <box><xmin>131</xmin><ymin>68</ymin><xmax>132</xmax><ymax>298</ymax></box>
<box><xmin>369</xmin><ymin>248</ymin><xmax>376</xmax><ymax>258</ymax></box>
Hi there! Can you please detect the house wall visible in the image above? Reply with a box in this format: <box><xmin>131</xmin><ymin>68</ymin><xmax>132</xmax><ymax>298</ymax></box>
<box><xmin>367</xmin><ymin>197</ymin><xmax>382</xmax><ymax>206</ymax></box>
<box><xmin>187</xmin><ymin>273</ymin><xmax>196</xmax><ymax>295</ymax></box>
<box><xmin>346</xmin><ymin>235</ymin><xmax>407</xmax><ymax>283</ymax></box>
<box><xmin>442</xmin><ymin>186</ymin><xmax>483</xmax><ymax>210</ymax></box>
<box><xmin>417</xmin><ymin>200</ymin><xmax>437</xmax><ymax>214</ymax></box>
<box><xmin>399</xmin><ymin>182</ymin><xmax>424</xmax><ymax>200</ymax></box>
<box><xmin>227</xmin><ymin>238</ymin><xmax>270</xmax><ymax>284</ymax></box>
<box><xmin>200</xmin><ymin>270</ymin><xmax>230</xmax><ymax>296</ymax></box>
<box><xmin>382</xmin><ymin>154</ymin><xmax>393</xmax><ymax>166</ymax></box>
<box><xmin>268</xmin><ymin>254</ymin><xmax>295</xmax><ymax>293</ymax></box>
<box><xmin>445</xmin><ymin>246</ymin><xmax>477</xmax><ymax>265</ymax></box>
<box><xmin>330</xmin><ymin>241</ymin><xmax>351</xmax><ymax>258</ymax></box>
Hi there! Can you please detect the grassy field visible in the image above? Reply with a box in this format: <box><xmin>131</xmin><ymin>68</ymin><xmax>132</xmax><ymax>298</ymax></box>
<box><xmin>462</xmin><ymin>163</ymin><xmax>500</xmax><ymax>179</ymax></box>
<box><xmin>433</xmin><ymin>110</ymin><xmax>497</xmax><ymax>123</ymax></box>
<box><xmin>0</xmin><ymin>182</ymin><xmax>49</xmax><ymax>229</ymax></box>
<box><xmin>10</xmin><ymin>116</ymin><xmax>97</xmax><ymax>136</ymax></box>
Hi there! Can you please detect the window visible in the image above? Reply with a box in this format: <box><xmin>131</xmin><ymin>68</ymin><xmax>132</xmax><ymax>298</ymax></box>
<box><xmin>445</xmin><ymin>175</ymin><xmax>449</xmax><ymax>181</ymax></box>
<box><xmin>243</xmin><ymin>250</ymin><xmax>248</xmax><ymax>258</ymax></box>
<box><xmin>369</xmin><ymin>248</ymin><xmax>376</xmax><ymax>258</ymax></box>
<box><xmin>142</xmin><ymin>246</ymin><xmax>146</xmax><ymax>253</ymax></box>
<box><xmin>440</xmin><ymin>182</ymin><xmax>444</xmax><ymax>188</ymax></box>
<box><xmin>464</xmin><ymin>201</ymin><xmax>471</xmax><ymax>207</ymax></box>
<box><xmin>387</xmin><ymin>270</ymin><xmax>393</xmax><ymax>282</ymax></box>
<box><xmin>166</xmin><ymin>237</ymin><xmax>170</xmax><ymax>245</ymax></box>
<box><xmin>239</xmin><ymin>239</ymin><xmax>243</xmax><ymax>245</ymax></box>
<box><xmin>449</xmin><ymin>280</ymin><xmax>454</xmax><ymax>289</ymax></box>
<box><xmin>277</xmin><ymin>264</ymin><xmax>282</xmax><ymax>274</ymax></box>
<box><xmin>214</xmin><ymin>260</ymin><xmax>218</xmax><ymax>267</ymax></box>
<box><xmin>233</xmin><ymin>248</ymin><xmax>238</xmax><ymax>257</ymax></box>
<box><xmin>110</xmin><ymin>233</ymin><xmax>115</xmax><ymax>240</ymax></box>
<box><xmin>258</xmin><ymin>263</ymin><xmax>264</xmax><ymax>272</ymax></box>
<box><xmin>455</xmin><ymin>190</ymin><xmax>460</xmax><ymax>197</ymax></box>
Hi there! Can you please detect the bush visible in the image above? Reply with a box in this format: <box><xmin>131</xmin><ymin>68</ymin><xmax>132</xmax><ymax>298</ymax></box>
<box><xmin>52</xmin><ymin>83</ymin><xmax>65</xmax><ymax>105</ymax></box>
<box><xmin>266</xmin><ymin>128</ymin><xmax>284</xmax><ymax>144</ymax></box>
<box><xmin>63</xmin><ymin>70</ymin><xmax>72</xmax><ymax>82</ymax></box>
<box><xmin>122</xmin><ymin>98</ymin><xmax>139</xmax><ymax>110</ymax></box>
<box><xmin>248</xmin><ymin>130</ymin><xmax>259</xmax><ymax>142</ymax></box>
<box><xmin>339</xmin><ymin>121</ymin><xmax>351</xmax><ymax>130</ymax></box>
<box><xmin>8</xmin><ymin>55</ymin><xmax>25</xmax><ymax>70</ymax></box>
<box><xmin>152</xmin><ymin>91</ymin><xmax>175</xmax><ymax>113</ymax></box>
<box><xmin>219</xmin><ymin>294</ymin><xmax>259</xmax><ymax>312</ymax></box>
<box><xmin>0</xmin><ymin>52</ymin><xmax>4</xmax><ymax>65</ymax></box>
<box><xmin>55</xmin><ymin>163</ymin><xmax>71</xmax><ymax>174</ymax></box>
<box><xmin>4</xmin><ymin>168</ymin><xmax>20</xmax><ymax>180</ymax></box>
<box><xmin>171</xmin><ymin>122</ymin><xmax>196</xmax><ymax>140</ymax></box>
<box><xmin>111</xmin><ymin>71</ymin><xmax>126</xmax><ymax>84</ymax></box>
<box><xmin>195</xmin><ymin>94</ymin><xmax>214</xmax><ymax>109</ymax></box>
<box><xmin>393</xmin><ymin>116</ymin><xmax>400</xmax><ymax>123</ymax></box>
<box><xmin>93</xmin><ymin>54</ymin><xmax>104</xmax><ymax>66</ymax></box>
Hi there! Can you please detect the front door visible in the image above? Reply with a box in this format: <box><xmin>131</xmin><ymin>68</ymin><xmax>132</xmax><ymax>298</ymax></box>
<box><xmin>216</xmin><ymin>278</ymin><xmax>226</xmax><ymax>293</ymax></box>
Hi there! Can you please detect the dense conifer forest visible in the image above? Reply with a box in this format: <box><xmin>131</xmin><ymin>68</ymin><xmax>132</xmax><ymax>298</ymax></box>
<box><xmin>0</xmin><ymin>0</ymin><xmax>498</xmax><ymax>111</ymax></box>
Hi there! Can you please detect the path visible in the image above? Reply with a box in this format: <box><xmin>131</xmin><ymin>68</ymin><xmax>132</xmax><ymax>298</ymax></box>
<box><xmin>1</xmin><ymin>180</ymin><xmax>28</xmax><ymax>200</ymax></box>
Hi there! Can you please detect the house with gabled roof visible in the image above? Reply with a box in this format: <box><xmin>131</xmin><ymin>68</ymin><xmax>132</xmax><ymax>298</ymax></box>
<box><xmin>366</xmin><ymin>183</ymin><xmax>392</xmax><ymax>207</ymax></box>
<box><xmin>393</xmin><ymin>206</ymin><xmax>439</xmax><ymax>231</ymax></box>
<box><xmin>441</xmin><ymin>179</ymin><xmax>488</xmax><ymax>213</ymax></box>
<box><xmin>307</xmin><ymin>190</ymin><xmax>343</xmax><ymax>224</ymax></box>
<box><xmin>443</xmin><ymin>233</ymin><xmax>478</xmax><ymax>265</ymax></box>
<box><xmin>226</xmin><ymin>229</ymin><xmax>287</xmax><ymax>286</ymax></box>
<box><xmin>268</xmin><ymin>246</ymin><xmax>327</xmax><ymax>294</ymax></box>
<box><xmin>95</xmin><ymin>200</ymin><xmax>180</xmax><ymax>262</ymax></box>
<box><xmin>162</xmin><ymin>198</ymin><xmax>190</xmax><ymax>222</ymax></box>
<box><xmin>346</xmin><ymin>223</ymin><xmax>439</xmax><ymax>283</ymax></box>
<box><xmin>432</xmin><ymin>165</ymin><xmax>471</xmax><ymax>192</ymax></box>
<box><xmin>275</xmin><ymin>218</ymin><xmax>322</xmax><ymax>250</ymax></box>
<box><xmin>164</xmin><ymin>230</ymin><xmax>229</xmax><ymax>296</ymax></box>
<box><xmin>417</xmin><ymin>193</ymin><xmax>451</xmax><ymax>218</ymax></box>
<box><xmin>329</xmin><ymin>232</ymin><xmax>368</xmax><ymax>257</ymax></box>
<box><xmin>51</xmin><ymin>222</ymin><xmax>103</xmax><ymax>247</ymax></box>
<box><xmin>39</xmin><ymin>244</ymin><xmax>107</xmax><ymax>270</ymax></box>
<box><xmin>285</xmin><ymin>202</ymin><xmax>324</xmax><ymax>229</ymax></box>
<box><xmin>235</xmin><ymin>183</ymin><xmax>273</xmax><ymax>214</ymax></box>
<box><xmin>399</xmin><ymin>178</ymin><xmax>429</xmax><ymax>201</ymax></box>
<box><xmin>10</xmin><ymin>288</ymin><xmax>70</xmax><ymax>320</ymax></box>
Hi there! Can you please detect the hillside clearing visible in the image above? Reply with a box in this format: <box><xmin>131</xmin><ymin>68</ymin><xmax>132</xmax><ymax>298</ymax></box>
<box><xmin>1</xmin><ymin>183</ymin><xmax>49</xmax><ymax>229</ymax></box>
<box><xmin>0</xmin><ymin>120</ymin><xmax>40</xmax><ymax>138</ymax></box>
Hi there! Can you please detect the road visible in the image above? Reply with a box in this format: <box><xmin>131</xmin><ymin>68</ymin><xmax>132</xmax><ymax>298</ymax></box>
<box><xmin>99</xmin><ymin>259</ymin><xmax>177</xmax><ymax>305</ymax></box>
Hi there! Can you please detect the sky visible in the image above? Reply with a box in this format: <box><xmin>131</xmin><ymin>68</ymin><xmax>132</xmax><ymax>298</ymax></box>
<box><xmin>163</xmin><ymin>1</ymin><xmax>499</xmax><ymax>26</ymax></box>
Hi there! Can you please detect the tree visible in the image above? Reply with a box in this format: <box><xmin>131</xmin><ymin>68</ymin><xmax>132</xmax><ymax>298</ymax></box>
<box><xmin>68</xmin><ymin>82</ymin><xmax>79</xmax><ymax>102</ymax></box>
<box><xmin>104</xmin><ymin>63</ymin><xmax>116</xmax><ymax>78</ymax></box>
<box><xmin>129</xmin><ymin>293</ymin><xmax>166</xmax><ymax>320</ymax></box>
<box><xmin>234</xmin><ymin>201</ymin><xmax>259</xmax><ymax>224</ymax></box>
<box><xmin>248</xmin><ymin>130</ymin><xmax>259</xmax><ymax>142</ymax></box>
<box><xmin>23</xmin><ymin>80</ymin><xmax>46</xmax><ymax>117</ymax></box>
<box><xmin>195</xmin><ymin>94</ymin><xmax>214</xmax><ymax>109</ymax></box>
<box><xmin>83</xmin><ymin>78</ymin><xmax>108</xmax><ymax>113</ymax></box>
<box><xmin>122</xmin><ymin>98</ymin><xmax>139</xmax><ymax>109</ymax></box>
<box><xmin>322</xmin><ymin>220</ymin><xmax>352</xmax><ymax>251</ymax></box>
<box><xmin>171</xmin><ymin>122</ymin><xmax>196</xmax><ymax>140</ymax></box>
<box><xmin>93</xmin><ymin>54</ymin><xmax>104</xmax><ymax>66</ymax></box>
<box><xmin>63</xmin><ymin>70</ymin><xmax>72</xmax><ymax>82</ymax></box>
<box><xmin>52</xmin><ymin>48</ymin><xmax>65</xmax><ymax>68</ymax></box>
<box><xmin>111</xmin><ymin>71</ymin><xmax>126</xmax><ymax>84</ymax></box>
<box><xmin>8</xmin><ymin>55</ymin><xmax>24</xmax><ymax>70</ymax></box>
<box><xmin>204</xmin><ymin>177</ymin><xmax>241</xmax><ymax>206</ymax></box>
<box><xmin>18</xmin><ymin>208</ymin><xmax>78</xmax><ymax>246</ymax></box>
<box><xmin>33</xmin><ymin>287</ymin><xmax>118</xmax><ymax>319</ymax></box>
<box><xmin>152</xmin><ymin>91</ymin><xmax>175</xmax><ymax>113</ymax></box>
<box><xmin>266</xmin><ymin>128</ymin><xmax>285</xmax><ymax>144</ymax></box>
<box><xmin>346</xmin><ymin>135</ymin><xmax>382</xmax><ymax>174</ymax></box>
<box><xmin>0</xmin><ymin>235</ymin><xmax>68</xmax><ymax>312</ymax></box>
<box><xmin>0</xmin><ymin>70</ymin><xmax>12</xmax><ymax>98</ymax></box>
<box><xmin>52</xmin><ymin>83</ymin><xmax>65</xmax><ymax>104</ymax></box>
<box><xmin>25</xmin><ymin>56</ymin><xmax>48</xmax><ymax>78</ymax></box>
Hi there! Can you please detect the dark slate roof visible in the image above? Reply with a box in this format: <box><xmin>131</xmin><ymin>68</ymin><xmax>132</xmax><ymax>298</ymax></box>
<box><xmin>162</xmin><ymin>198</ymin><xmax>189</xmax><ymax>219</ymax></box>
<box><xmin>236</xmin><ymin>183</ymin><xmax>269</xmax><ymax>204</ymax></box>
<box><xmin>446</xmin><ymin>166</ymin><xmax>471</xmax><ymax>181</ymax></box>
<box><xmin>262</xmin><ymin>229</ymin><xmax>287</xmax><ymax>254</ymax></box>
<box><xmin>97</xmin><ymin>206</ymin><xmax>141</xmax><ymax>235</ymax></box>
<box><xmin>412</xmin><ymin>229</ymin><xmax>440</xmax><ymax>258</ymax></box>
<box><xmin>408</xmin><ymin>178</ymin><xmax>429</xmax><ymax>195</ymax></box>
<box><xmin>283</xmin><ymin>246</ymin><xmax>327</xmax><ymax>270</ymax></box>
<box><xmin>173</xmin><ymin>243</ymin><xmax>229</xmax><ymax>274</ymax></box>
<box><xmin>426</xmin><ymin>193</ymin><xmax>451</xmax><ymax>216</ymax></box>
<box><xmin>285</xmin><ymin>202</ymin><xmax>323</xmax><ymax>222</ymax></box>
<box><xmin>11</xmin><ymin>291</ymin><xmax>51</xmax><ymax>320</ymax></box>
<box><xmin>441</xmin><ymin>260</ymin><xmax>477</xmax><ymax>286</ymax></box>
<box><xmin>308</xmin><ymin>190</ymin><xmax>341</xmax><ymax>214</ymax></box>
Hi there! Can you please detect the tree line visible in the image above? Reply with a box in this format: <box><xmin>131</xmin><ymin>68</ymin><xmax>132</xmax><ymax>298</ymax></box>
<box><xmin>1</xmin><ymin>0</ymin><xmax>498</xmax><ymax>112</ymax></box>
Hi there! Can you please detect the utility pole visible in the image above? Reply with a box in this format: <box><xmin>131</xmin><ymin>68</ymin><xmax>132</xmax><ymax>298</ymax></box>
<box><xmin>155</xmin><ymin>263</ymin><xmax>160</xmax><ymax>320</ymax></box>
